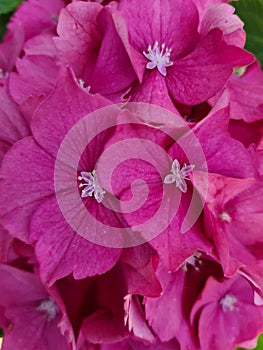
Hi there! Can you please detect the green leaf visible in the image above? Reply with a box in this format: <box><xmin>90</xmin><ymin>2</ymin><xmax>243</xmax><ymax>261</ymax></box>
<box><xmin>232</xmin><ymin>0</ymin><xmax>263</xmax><ymax>66</ymax></box>
<box><xmin>236</xmin><ymin>334</ymin><xmax>263</xmax><ymax>350</ymax></box>
<box><xmin>0</xmin><ymin>0</ymin><xmax>24</xmax><ymax>15</ymax></box>
<box><xmin>0</xmin><ymin>13</ymin><xmax>11</xmax><ymax>41</ymax></box>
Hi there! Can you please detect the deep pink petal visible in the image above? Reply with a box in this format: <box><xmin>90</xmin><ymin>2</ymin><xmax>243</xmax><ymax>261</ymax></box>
<box><xmin>118</xmin><ymin>0</ymin><xmax>199</xmax><ymax>57</ymax></box>
<box><xmin>0</xmin><ymin>226</ymin><xmax>13</xmax><ymax>263</ymax></box>
<box><xmin>200</xmin><ymin>3</ymin><xmax>245</xmax><ymax>47</ymax></box>
<box><xmin>54</xmin><ymin>2</ymin><xmax>102</xmax><ymax>80</ymax></box>
<box><xmin>227</xmin><ymin>61</ymin><xmax>263</xmax><ymax>122</ymax></box>
<box><xmin>191</xmin><ymin>92</ymin><xmax>257</xmax><ymax>178</ymax></box>
<box><xmin>167</xmin><ymin>29</ymin><xmax>254</xmax><ymax>105</ymax></box>
<box><xmin>31</xmin><ymin>67</ymin><xmax>110</xmax><ymax>158</ymax></box>
<box><xmin>0</xmin><ymin>137</ymin><xmax>54</xmax><ymax>242</ymax></box>
<box><xmin>130</xmin><ymin>71</ymin><xmax>180</xmax><ymax>113</ymax></box>
<box><xmin>121</xmin><ymin>245</ymin><xmax>162</xmax><ymax>297</ymax></box>
<box><xmin>30</xmin><ymin>196</ymin><xmax>121</xmax><ymax>284</ymax></box>
<box><xmin>88</xmin><ymin>8</ymin><xmax>137</xmax><ymax>97</ymax></box>
<box><xmin>9</xmin><ymin>55</ymin><xmax>58</xmax><ymax>123</ymax></box>
<box><xmin>0</xmin><ymin>265</ymin><xmax>74</xmax><ymax>350</ymax></box>
<box><xmin>124</xmin><ymin>295</ymin><xmax>155</xmax><ymax>343</ymax></box>
<box><xmin>191</xmin><ymin>275</ymin><xmax>263</xmax><ymax>350</ymax></box>
<box><xmin>0</xmin><ymin>22</ymin><xmax>24</xmax><ymax>73</ymax></box>
<box><xmin>10</xmin><ymin>0</ymin><xmax>64</xmax><ymax>41</ymax></box>
<box><xmin>0</xmin><ymin>78</ymin><xmax>30</xmax><ymax>164</ymax></box>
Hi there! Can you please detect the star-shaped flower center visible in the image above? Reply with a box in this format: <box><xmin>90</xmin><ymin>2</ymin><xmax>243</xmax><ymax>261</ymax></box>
<box><xmin>219</xmin><ymin>211</ymin><xmax>232</xmax><ymax>223</ymax></box>
<box><xmin>36</xmin><ymin>298</ymin><xmax>58</xmax><ymax>321</ymax></box>
<box><xmin>164</xmin><ymin>159</ymin><xmax>195</xmax><ymax>193</ymax></box>
<box><xmin>143</xmin><ymin>41</ymin><xmax>173</xmax><ymax>77</ymax></box>
<box><xmin>78</xmin><ymin>170</ymin><xmax>105</xmax><ymax>203</ymax></box>
<box><xmin>220</xmin><ymin>293</ymin><xmax>238</xmax><ymax>312</ymax></box>
<box><xmin>182</xmin><ymin>251</ymin><xmax>202</xmax><ymax>272</ymax></box>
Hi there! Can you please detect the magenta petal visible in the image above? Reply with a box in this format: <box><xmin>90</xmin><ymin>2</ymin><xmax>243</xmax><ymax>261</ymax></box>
<box><xmin>24</xmin><ymin>31</ymin><xmax>58</xmax><ymax>57</ymax></box>
<box><xmin>227</xmin><ymin>61</ymin><xmax>263</xmax><ymax>122</ymax></box>
<box><xmin>55</xmin><ymin>2</ymin><xmax>102</xmax><ymax>79</ymax></box>
<box><xmin>191</xmin><ymin>92</ymin><xmax>257</xmax><ymax>178</ymax></box>
<box><xmin>30</xmin><ymin>196</ymin><xmax>121</xmax><ymax>284</ymax></box>
<box><xmin>0</xmin><ymin>22</ymin><xmax>24</xmax><ymax>73</ymax></box>
<box><xmin>88</xmin><ymin>7</ymin><xmax>137</xmax><ymax>97</ymax></box>
<box><xmin>167</xmin><ymin>29</ymin><xmax>254</xmax><ymax>105</ymax></box>
<box><xmin>9</xmin><ymin>55</ymin><xmax>58</xmax><ymax>122</ymax></box>
<box><xmin>145</xmin><ymin>268</ymin><xmax>185</xmax><ymax>342</ymax></box>
<box><xmin>0</xmin><ymin>137</ymin><xmax>54</xmax><ymax>242</ymax></box>
<box><xmin>130</xmin><ymin>71</ymin><xmax>180</xmax><ymax>113</ymax></box>
<box><xmin>11</xmin><ymin>0</ymin><xmax>64</xmax><ymax>41</ymax></box>
<box><xmin>0</xmin><ymin>226</ymin><xmax>13</xmax><ymax>263</ymax></box>
<box><xmin>191</xmin><ymin>275</ymin><xmax>263</xmax><ymax>350</ymax></box>
<box><xmin>118</xmin><ymin>0</ymin><xmax>199</xmax><ymax>57</ymax></box>
<box><xmin>78</xmin><ymin>264</ymin><xmax>126</xmax><ymax>344</ymax></box>
<box><xmin>124</xmin><ymin>294</ymin><xmax>155</xmax><ymax>343</ymax></box>
<box><xmin>0</xmin><ymin>265</ymin><xmax>74</xmax><ymax>350</ymax></box>
<box><xmin>150</xmin><ymin>191</ymin><xmax>212</xmax><ymax>272</ymax></box>
<box><xmin>121</xmin><ymin>245</ymin><xmax>162</xmax><ymax>297</ymax></box>
<box><xmin>200</xmin><ymin>3</ymin><xmax>245</xmax><ymax>47</ymax></box>
<box><xmin>0</xmin><ymin>78</ymin><xmax>30</xmax><ymax>164</ymax></box>
<box><xmin>31</xmin><ymin>67</ymin><xmax>110</xmax><ymax>158</ymax></box>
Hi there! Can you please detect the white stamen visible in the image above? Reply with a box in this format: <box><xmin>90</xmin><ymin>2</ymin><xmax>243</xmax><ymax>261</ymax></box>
<box><xmin>164</xmin><ymin>159</ymin><xmax>195</xmax><ymax>193</ymax></box>
<box><xmin>78</xmin><ymin>78</ymin><xmax>91</xmax><ymax>92</ymax></box>
<box><xmin>0</xmin><ymin>68</ymin><xmax>8</xmax><ymax>78</ymax></box>
<box><xmin>182</xmin><ymin>252</ymin><xmax>202</xmax><ymax>272</ymax></box>
<box><xmin>219</xmin><ymin>211</ymin><xmax>232</xmax><ymax>223</ymax></box>
<box><xmin>220</xmin><ymin>293</ymin><xmax>238</xmax><ymax>312</ymax></box>
<box><xmin>143</xmin><ymin>41</ymin><xmax>173</xmax><ymax>77</ymax></box>
<box><xmin>78</xmin><ymin>170</ymin><xmax>105</xmax><ymax>203</ymax></box>
<box><xmin>36</xmin><ymin>298</ymin><xmax>58</xmax><ymax>321</ymax></box>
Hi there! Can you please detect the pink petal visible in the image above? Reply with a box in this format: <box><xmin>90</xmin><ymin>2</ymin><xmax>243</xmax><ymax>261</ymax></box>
<box><xmin>130</xmin><ymin>71</ymin><xmax>180</xmax><ymax>113</ymax></box>
<box><xmin>11</xmin><ymin>0</ymin><xmax>64</xmax><ymax>41</ymax></box>
<box><xmin>118</xmin><ymin>0</ymin><xmax>199</xmax><ymax>57</ymax></box>
<box><xmin>31</xmin><ymin>67</ymin><xmax>110</xmax><ymax>159</ymax></box>
<box><xmin>0</xmin><ymin>78</ymin><xmax>30</xmax><ymax>164</ymax></box>
<box><xmin>167</xmin><ymin>29</ymin><xmax>254</xmax><ymax>105</ymax></box>
<box><xmin>0</xmin><ymin>137</ymin><xmax>54</xmax><ymax>243</ymax></box>
<box><xmin>0</xmin><ymin>265</ymin><xmax>74</xmax><ymax>350</ymax></box>
<box><xmin>88</xmin><ymin>7</ymin><xmax>137</xmax><ymax>97</ymax></box>
<box><xmin>54</xmin><ymin>2</ymin><xmax>102</xmax><ymax>80</ymax></box>
<box><xmin>30</xmin><ymin>196</ymin><xmax>121</xmax><ymax>284</ymax></box>
<box><xmin>200</xmin><ymin>3</ymin><xmax>245</xmax><ymax>47</ymax></box>
<box><xmin>124</xmin><ymin>295</ymin><xmax>155</xmax><ymax>343</ymax></box>
<box><xmin>0</xmin><ymin>22</ymin><xmax>24</xmax><ymax>73</ymax></box>
<box><xmin>9</xmin><ymin>55</ymin><xmax>58</xmax><ymax>123</ymax></box>
<box><xmin>121</xmin><ymin>245</ymin><xmax>162</xmax><ymax>297</ymax></box>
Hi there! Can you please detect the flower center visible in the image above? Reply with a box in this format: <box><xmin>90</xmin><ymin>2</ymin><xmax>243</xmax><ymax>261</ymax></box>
<box><xmin>0</xmin><ymin>68</ymin><xmax>8</xmax><ymax>78</ymax></box>
<box><xmin>36</xmin><ymin>298</ymin><xmax>58</xmax><ymax>321</ymax></box>
<box><xmin>220</xmin><ymin>293</ymin><xmax>238</xmax><ymax>312</ymax></box>
<box><xmin>164</xmin><ymin>159</ymin><xmax>195</xmax><ymax>193</ymax></box>
<box><xmin>78</xmin><ymin>170</ymin><xmax>105</xmax><ymax>203</ymax></box>
<box><xmin>143</xmin><ymin>41</ymin><xmax>173</xmax><ymax>77</ymax></box>
<box><xmin>219</xmin><ymin>211</ymin><xmax>232</xmax><ymax>223</ymax></box>
<box><xmin>78</xmin><ymin>78</ymin><xmax>91</xmax><ymax>92</ymax></box>
<box><xmin>182</xmin><ymin>251</ymin><xmax>202</xmax><ymax>272</ymax></box>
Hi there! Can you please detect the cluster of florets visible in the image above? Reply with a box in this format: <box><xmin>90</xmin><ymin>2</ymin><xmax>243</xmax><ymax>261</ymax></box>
<box><xmin>0</xmin><ymin>0</ymin><xmax>262</xmax><ymax>349</ymax></box>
